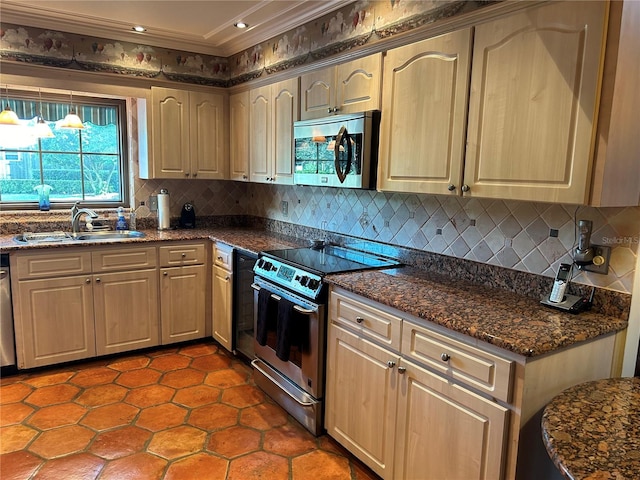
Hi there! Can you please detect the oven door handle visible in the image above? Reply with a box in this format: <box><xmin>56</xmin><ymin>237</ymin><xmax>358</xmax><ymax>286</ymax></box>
<box><xmin>251</xmin><ymin>359</ymin><xmax>315</xmax><ymax>406</ymax></box>
<box><xmin>251</xmin><ymin>283</ymin><xmax>317</xmax><ymax>315</ymax></box>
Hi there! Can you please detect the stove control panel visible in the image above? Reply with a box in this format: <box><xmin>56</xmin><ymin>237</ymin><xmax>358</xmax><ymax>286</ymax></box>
<box><xmin>254</xmin><ymin>257</ymin><xmax>323</xmax><ymax>299</ymax></box>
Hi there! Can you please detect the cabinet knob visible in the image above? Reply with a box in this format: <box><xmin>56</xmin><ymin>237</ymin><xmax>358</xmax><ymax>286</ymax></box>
<box><xmin>217</xmin><ymin>256</ymin><xmax>223</xmax><ymax>261</ymax></box>
<box><xmin>448</xmin><ymin>184</ymin><xmax>456</xmax><ymax>191</ymax></box>
<box><xmin>398</xmin><ymin>366</ymin><xmax>406</xmax><ymax>374</ymax></box>
<box><xmin>163</xmin><ymin>271</ymin><xmax>168</xmax><ymax>276</ymax></box>
<box><xmin>181</xmin><ymin>253</ymin><xmax>186</xmax><ymax>258</ymax></box>
<box><xmin>85</xmin><ymin>278</ymin><xmax>91</xmax><ymax>284</ymax></box>
<box><xmin>355</xmin><ymin>316</ymin><xmax>364</xmax><ymax>324</ymax></box>
<box><xmin>332</xmin><ymin>107</ymin><xmax>339</xmax><ymax>113</ymax></box>
<box><xmin>225</xmin><ymin>276</ymin><xmax>230</xmax><ymax>281</ymax></box>
<box><xmin>327</xmin><ymin>108</ymin><xmax>333</xmax><ymax>113</ymax></box>
<box><xmin>387</xmin><ymin>361</ymin><xmax>396</xmax><ymax>368</ymax></box>
<box><xmin>192</xmin><ymin>173</ymin><xmax>197</xmax><ymax>177</ymax></box>
<box><xmin>185</xmin><ymin>172</ymin><xmax>190</xmax><ymax>177</ymax></box>
<box><xmin>95</xmin><ymin>277</ymin><xmax>101</xmax><ymax>283</ymax></box>
<box><xmin>441</xmin><ymin>353</ymin><xmax>451</xmax><ymax>362</ymax></box>
<box><xmin>242</xmin><ymin>174</ymin><xmax>248</xmax><ymax>180</ymax></box>
<box><xmin>461</xmin><ymin>184</ymin><xmax>470</xmax><ymax>193</ymax></box>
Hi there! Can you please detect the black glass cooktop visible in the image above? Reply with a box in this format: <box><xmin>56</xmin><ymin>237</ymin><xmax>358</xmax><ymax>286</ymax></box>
<box><xmin>262</xmin><ymin>245</ymin><xmax>400</xmax><ymax>275</ymax></box>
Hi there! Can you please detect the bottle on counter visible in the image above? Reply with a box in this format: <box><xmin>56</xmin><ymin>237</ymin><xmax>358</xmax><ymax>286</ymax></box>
<box><xmin>116</xmin><ymin>206</ymin><xmax>128</xmax><ymax>231</ymax></box>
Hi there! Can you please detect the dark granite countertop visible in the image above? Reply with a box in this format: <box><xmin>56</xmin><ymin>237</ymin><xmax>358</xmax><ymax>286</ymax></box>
<box><xmin>0</xmin><ymin>228</ymin><xmax>304</xmax><ymax>254</ymax></box>
<box><xmin>541</xmin><ymin>377</ymin><xmax>640</xmax><ymax>479</ymax></box>
<box><xmin>1</xmin><ymin>228</ymin><xmax>628</xmax><ymax>359</ymax></box>
<box><xmin>325</xmin><ymin>267</ymin><xmax>628</xmax><ymax>358</ymax></box>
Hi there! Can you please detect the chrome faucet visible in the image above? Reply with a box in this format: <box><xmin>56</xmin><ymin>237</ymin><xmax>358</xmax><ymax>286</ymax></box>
<box><xmin>71</xmin><ymin>202</ymin><xmax>99</xmax><ymax>234</ymax></box>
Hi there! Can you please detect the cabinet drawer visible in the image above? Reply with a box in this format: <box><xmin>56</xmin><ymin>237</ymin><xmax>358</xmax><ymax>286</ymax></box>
<box><xmin>15</xmin><ymin>250</ymin><xmax>92</xmax><ymax>279</ymax></box>
<box><xmin>93</xmin><ymin>246</ymin><xmax>157</xmax><ymax>272</ymax></box>
<box><xmin>159</xmin><ymin>243</ymin><xmax>205</xmax><ymax>266</ymax></box>
<box><xmin>330</xmin><ymin>288</ymin><xmax>402</xmax><ymax>351</ymax></box>
<box><xmin>213</xmin><ymin>242</ymin><xmax>233</xmax><ymax>270</ymax></box>
<box><xmin>402</xmin><ymin>320</ymin><xmax>513</xmax><ymax>403</ymax></box>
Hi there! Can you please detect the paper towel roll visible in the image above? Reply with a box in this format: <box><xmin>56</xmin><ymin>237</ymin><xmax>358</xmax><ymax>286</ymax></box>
<box><xmin>157</xmin><ymin>189</ymin><xmax>170</xmax><ymax>230</ymax></box>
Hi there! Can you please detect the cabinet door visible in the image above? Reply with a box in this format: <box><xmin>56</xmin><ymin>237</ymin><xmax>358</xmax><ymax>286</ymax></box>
<box><xmin>212</xmin><ymin>265</ymin><xmax>233</xmax><ymax>351</ymax></box>
<box><xmin>14</xmin><ymin>276</ymin><xmax>95</xmax><ymax>368</ymax></box>
<box><xmin>150</xmin><ymin>87</ymin><xmax>191</xmax><ymax>178</ymax></box>
<box><xmin>190</xmin><ymin>91</ymin><xmax>228</xmax><ymax>179</ymax></box>
<box><xmin>93</xmin><ymin>269</ymin><xmax>159</xmax><ymax>356</ymax></box>
<box><xmin>335</xmin><ymin>53</ymin><xmax>382</xmax><ymax>115</ymax></box>
<box><xmin>230</xmin><ymin>91</ymin><xmax>250</xmax><ymax>181</ymax></box>
<box><xmin>160</xmin><ymin>264</ymin><xmax>206</xmax><ymax>344</ymax></box>
<box><xmin>378</xmin><ymin>29</ymin><xmax>472</xmax><ymax>195</ymax></box>
<box><xmin>464</xmin><ymin>1</ymin><xmax>607</xmax><ymax>203</ymax></box>
<box><xmin>325</xmin><ymin>323</ymin><xmax>398</xmax><ymax>479</ymax></box>
<box><xmin>395</xmin><ymin>358</ymin><xmax>508</xmax><ymax>480</ymax></box>
<box><xmin>249</xmin><ymin>85</ymin><xmax>272</xmax><ymax>183</ymax></box>
<box><xmin>272</xmin><ymin>78</ymin><xmax>298</xmax><ymax>185</ymax></box>
<box><xmin>300</xmin><ymin>67</ymin><xmax>334</xmax><ymax>120</ymax></box>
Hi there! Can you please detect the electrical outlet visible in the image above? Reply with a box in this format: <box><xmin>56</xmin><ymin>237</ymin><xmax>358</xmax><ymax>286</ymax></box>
<box><xmin>148</xmin><ymin>195</ymin><xmax>158</xmax><ymax>212</ymax></box>
<box><xmin>280</xmin><ymin>201</ymin><xmax>288</xmax><ymax>216</ymax></box>
<box><xmin>580</xmin><ymin>245</ymin><xmax>611</xmax><ymax>275</ymax></box>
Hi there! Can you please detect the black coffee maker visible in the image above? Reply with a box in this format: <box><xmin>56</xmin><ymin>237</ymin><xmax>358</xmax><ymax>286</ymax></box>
<box><xmin>179</xmin><ymin>203</ymin><xmax>196</xmax><ymax>228</ymax></box>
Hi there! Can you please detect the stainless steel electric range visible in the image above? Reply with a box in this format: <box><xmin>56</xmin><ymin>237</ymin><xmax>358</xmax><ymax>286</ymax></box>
<box><xmin>251</xmin><ymin>243</ymin><xmax>400</xmax><ymax>435</ymax></box>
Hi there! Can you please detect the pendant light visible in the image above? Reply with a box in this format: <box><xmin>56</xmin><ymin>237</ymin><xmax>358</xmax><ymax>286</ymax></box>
<box><xmin>0</xmin><ymin>85</ymin><xmax>20</xmax><ymax>126</ymax></box>
<box><xmin>59</xmin><ymin>90</ymin><xmax>84</xmax><ymax>129</ymax></box>
<box><xmin>33</xmin><ymin>88</ymin><xmax>54</xmax><ymax>138</ymax></box>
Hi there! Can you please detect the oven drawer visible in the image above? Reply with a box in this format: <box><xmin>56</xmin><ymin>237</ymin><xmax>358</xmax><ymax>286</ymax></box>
<box><xmin>214</xmin><ymin>242</ymin><xmax>233</xmax><ymax>270</ymax></box>
<box><xmin>330</xmin><ymin>288</ymin><xmax>402</xmax><ymax>351</ymax></box>
<box><xmin>402</xmin><ymin>319</ymin><xmax>513</xmax><ymax>403</ymax></box>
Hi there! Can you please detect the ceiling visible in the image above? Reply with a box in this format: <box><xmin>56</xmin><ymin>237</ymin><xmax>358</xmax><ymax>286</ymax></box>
<box><xmin>0</xmin><ymin>0</ymin><xmax>355</xmax><ymax>57</ymax></box>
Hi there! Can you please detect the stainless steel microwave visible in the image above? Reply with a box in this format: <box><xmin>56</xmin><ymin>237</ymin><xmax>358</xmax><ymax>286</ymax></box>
<box><xmin>293</xmin><ymin>111</ymin><xmax>380</xmax><ymax>189</ymax></box>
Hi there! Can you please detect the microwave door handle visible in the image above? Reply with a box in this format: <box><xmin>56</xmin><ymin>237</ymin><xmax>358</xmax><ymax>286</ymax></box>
<box><xmin>334</xmin><ymin>126</ymin><xmax>352</xmax><ymax>183</ymax></box>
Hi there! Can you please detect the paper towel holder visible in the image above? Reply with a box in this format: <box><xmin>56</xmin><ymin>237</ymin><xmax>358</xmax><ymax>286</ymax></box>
<box><xmin>157</xmin><ymin>188</ymin><xmax>171</xmax><ymax>230</ymax></box>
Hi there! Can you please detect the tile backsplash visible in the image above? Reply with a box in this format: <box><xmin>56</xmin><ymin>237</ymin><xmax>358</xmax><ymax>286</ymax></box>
<box><xmin>244</xmin><ymin>183</ymin><xmax>638</xmax><ymax>294</ymax></box>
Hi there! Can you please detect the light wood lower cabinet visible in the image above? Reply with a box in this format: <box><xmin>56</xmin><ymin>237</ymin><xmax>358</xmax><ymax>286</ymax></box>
<box><xmin>14</xmin><ymin>274</ymin><xmax>96</xmax><ymax>368</ymax></box>
<box><xmin>212</xmin><ymin>242</ymin><xmax>233</xmax><ymax>351</ymax></box>
<box><xmin>159</xmin><ymin>243</ymin><xmax>207</xmax><ymax>345</ymax></box>
<box><xmin>326</xmin><ymin>324</ymin><xmax>399</xmax><ymax>479</ymax></box>
<box><xmin>327</xmin><ymin>286</ymin><xmax>623</xmax><ymax>480</ymax></box>
<box><xmin>93</xmin><ymin>269</ymin><xmax>159</xmax><ymax>355</ymax></box>
<box><xmin>394</xmin><ymin>357</ymin><xmax>508</xmax><ymax>480</ymax></box>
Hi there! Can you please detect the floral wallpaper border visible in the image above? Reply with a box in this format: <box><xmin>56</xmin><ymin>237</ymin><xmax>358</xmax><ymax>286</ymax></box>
<box><xmin>0</xmin><ymin>1</ymin><xmax>491</xmax><ymax>88</ymax></box>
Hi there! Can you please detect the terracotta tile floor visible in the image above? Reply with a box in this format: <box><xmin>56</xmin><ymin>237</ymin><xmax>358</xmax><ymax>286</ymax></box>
<box><xmin>0</xmin><ymin>340</ymin><xmax>379</xmax><ymax>480</ymax></box>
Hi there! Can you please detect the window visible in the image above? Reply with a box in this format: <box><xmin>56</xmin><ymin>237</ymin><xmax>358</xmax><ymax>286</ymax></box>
<box><xmin>0</xmin><ymin>92</ymin><xmax>128</xmax><ymax>209</ymax></box>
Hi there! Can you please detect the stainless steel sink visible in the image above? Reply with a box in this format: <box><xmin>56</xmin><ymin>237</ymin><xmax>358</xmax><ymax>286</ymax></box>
<box><xmin>72</xmin><ymin>230</ymin><xmax>146</xmax><ymax>241</ymax></box>
<box><xmin>14</xmin><ymin>230</ymin><xmax>145</xmax><ymax>244</ymax></box>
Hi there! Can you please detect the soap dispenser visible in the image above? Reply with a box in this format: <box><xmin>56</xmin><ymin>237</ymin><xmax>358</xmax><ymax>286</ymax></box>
<box><xmin>116</xmin><ymin>207</ymin><xmax>128</xmax><ymax>231</ymax></box>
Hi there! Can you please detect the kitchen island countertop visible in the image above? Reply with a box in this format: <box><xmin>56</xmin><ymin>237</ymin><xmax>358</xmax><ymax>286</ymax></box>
<box><xmin>541</xmin><ymin>377</ymin><xmax>640</xmax><ymax>479</ymax></box>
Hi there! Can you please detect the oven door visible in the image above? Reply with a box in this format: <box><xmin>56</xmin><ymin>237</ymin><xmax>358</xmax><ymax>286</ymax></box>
<box><xmin>252</xmin><ymin>276</ymin><xmax>325</xmax><ymax>399</ymax></box>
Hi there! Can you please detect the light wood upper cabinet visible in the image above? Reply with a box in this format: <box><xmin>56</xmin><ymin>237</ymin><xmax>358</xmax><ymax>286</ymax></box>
<box><xmin>229</xmin><ymin>91</ymin><xmax>250</xmax><ymax>181</ymax></box>
<box><xmin>147</xmin><ymin>86</ymin><xmax>228</xmax><ymax>179</ymax></box>
<box><xmin>377</xmin><ymin>29</ymin><xmax>472</xmax><ymax>195</ymax></box>
<box><xmin>464</xmin><ymin>1</ymin><xmax>607</xmax><ymax>204</ymax></box>
<box><xmin>249</xmin><ymin>78</ymin><xmax>298</xmax><ymax>184</ymax></box>
<box><xmin>301</xmin><ymin>53</ymin><xmax>382</xmax><ymax>120</ymax></box>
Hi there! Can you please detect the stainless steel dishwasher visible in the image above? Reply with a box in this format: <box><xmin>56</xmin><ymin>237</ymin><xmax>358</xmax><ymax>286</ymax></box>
<box><xmin>0</xmin><ymin>254</ymin><xmax>15</xmax><ymax>368</ymax></box>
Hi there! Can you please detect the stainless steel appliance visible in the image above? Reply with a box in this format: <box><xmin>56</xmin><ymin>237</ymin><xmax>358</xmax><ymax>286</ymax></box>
<box><xmin>252</xmin><ymin>244</ymin><xmax>400</xmax><ymax>435</ymax></box>
<box><xmin>293</xmin><ymin>111</ymin><xmax>380</xmax><ymax>189</ymax></box>
<box><xmin>1</xmin><ymin>254</ymin><xmax>15</xmax><ymax>368</ymax></box>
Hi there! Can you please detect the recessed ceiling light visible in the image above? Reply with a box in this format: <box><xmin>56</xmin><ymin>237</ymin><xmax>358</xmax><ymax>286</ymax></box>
<box><xmin>132</xmin><ymin>25</ymin><xmax>146</xmax><ymax>33</ymax></box>
<box><xmin>234</xmin><ymin>22</ymin><xmax>248</xmax><ymax>29</ymax></box>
